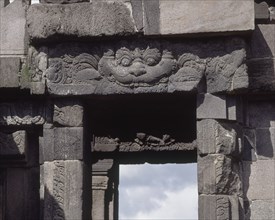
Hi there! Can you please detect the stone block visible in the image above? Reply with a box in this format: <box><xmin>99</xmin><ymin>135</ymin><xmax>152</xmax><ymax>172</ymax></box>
<box><xmin>248</xmin><ymin>58</ymin><xmax>275</xmax><ymax>92</ymax></box>
<box><xmin>40</xmin><ymin>0</ymin><xmax>88</xmax><ymax>3</ymax></box>
<box><xmin>243</xmin><ymin>129</ymin><xmax>257</xmax><ymax>161</ymax></box>
<box><xmin>53</xmin><ymin>100</ymin><xmax>83</xmax><ymax>127</ymax></box>
<box><xmin>198</xmin><ymin>154</ymin><xmax>242</xmax><ymax>196</ymax></box>
<box><xmin>255</xmin><ymin>1</ymin><xmax>269</xmax><ymax>20</ymax></box>
<box><xmin>250</xmin><ymin>200</ymin><xmax>275</xmax><ymax>220</ymax></box>
<box><xmin>42</xmin><ymin>127</ymin><xmax>83</xmax><ymax>161</ymax></box>
<box><xmin>42</xmin><ymin>161</ymin><xmax>83</xmax><ymax>220</ymax></box>
<box><xmin>243</xmin><ymin>160</ymin><xmax>275</xmax><ymax>200</ymax></box>
<box><xmin>246</xmin><ymin>101</ymin><xmax>275</xmax><ymax>128</ymax></box>
<box><xmin>0</xmin><ymin>0</ymin><xmax>27</xmax><ymax>55</ymax></box>
<box><xmin>199</xmin><ymin>195</ymin><xmax>242</xmax><ymax>220</ymax></box>
<box><xmin>197</xmin><ymin>94</ymin><xmax>226</xmax><ymax>119</ymax></box>
<box><xmin>256</xmin><ymin>128</ymin><xmax>275</xmax><ymax>159</ymax></box>
<box><xmin>27</xmin><ymin>2</ymin><xmax>136</xmax><ymax>41</ymax></box>
<box><xmin>131</xmin><ymin>0</ymin><xmax>143</xmax><ymax>31</ymax></box>
<box><xmin>143</xmin><ymin>0</ymin><xmax>159</xmax><ymax>35</ymax></box>
<box><xmin>227</xmin><ymin>96</ymin><xmax>243</xmax><ymax>122</ymax></box>
<box><xmin>156</xmin><ymin>0</ymin><xmax>254</xmax><ymax>36</ymax></box>
<box><xmin>249</xmin><ymin>24</ymin><xmax>275</xmax><ymax>59</ymax></box>
<box><xmin>270</xmin><ymin>7</ymin><xmax>275</xmax><ymax>22</ymax></box>
<box><xmin>0</xmin><ymin>57</ymin><xmax>20</xmax><ymax>88</ymax></box>
<box><xmin>197</xmin><ymin>120</ymin><xmax>240</xmax><ymax>156</ymax></box>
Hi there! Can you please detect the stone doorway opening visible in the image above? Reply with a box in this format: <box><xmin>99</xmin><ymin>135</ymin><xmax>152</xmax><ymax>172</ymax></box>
<box><xmin>119</xmin><ymin>163</ymin><xmax>198</xmax><ymax>220</ymax></box>
<box><xmin>90</xmin><ymin>93</ymin><xmax>197</xmax><ymax>220</ymax></box>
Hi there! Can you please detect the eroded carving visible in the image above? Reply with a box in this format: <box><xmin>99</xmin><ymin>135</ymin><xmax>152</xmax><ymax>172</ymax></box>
<box><xmin>43</xmin><ymin>38</ymin><xmax>248</xmax><ymax>94</ymax></box>
<box><xmin>0</xmin><ymin>131</ymin><xmax>26</xmax><ymax>156</ymax></box>
<box><xmin>98</xmin><ymin>47</ymin><xmax>177</xmax><ymax>87</ymax></box>
<box><xmin>46</xmin><ymin>53</ymin><xmax>101</xmax><ymax>85</ymax></box>
<box><xmin>0</xmin><ymin>103</ymin><xmax>45</xmax><ymax>125</ymax></box>
<box><xmin>93</xmin><ymin>134</ymin><xmax>196</xmax><ymax>152</ymax></box>
<box><xmin>53</xmin><ymin>161</ymin><xmax>65</xmax><ymax>220</ymax></box>
<box><xmin>216</xmin><ymin>196</ymin><xmax>230</xmax><ymax>220</ymax></box>
<box><xmin>169</xmin><ymin>53</ymin><xmax>206</xmax><ymax>92</ymax></box>
<box><xmin>29</xmin><ymin>47</ymin><xmax>48</xmax><ymax>82</ymax></box>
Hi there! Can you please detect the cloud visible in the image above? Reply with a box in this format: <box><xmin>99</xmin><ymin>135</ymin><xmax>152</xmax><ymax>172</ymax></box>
<box><xmin>119</xmin><ymin>163</ymin><xmax>198</xmax><ymax>220</ymax></box>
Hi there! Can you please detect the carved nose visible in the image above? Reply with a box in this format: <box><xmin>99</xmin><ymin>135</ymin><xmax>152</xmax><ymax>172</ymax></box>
<box><xmin>130</xmin><ymin>62</ymin><xmax>146</xmax><ymax>77</ymax></box>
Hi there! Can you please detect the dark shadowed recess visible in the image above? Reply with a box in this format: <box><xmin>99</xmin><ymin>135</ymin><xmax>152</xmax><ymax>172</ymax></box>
<box><xmin>88</xmin><ymin>93</ymin><xmax>197</xmax><ymax>164</ymax></box>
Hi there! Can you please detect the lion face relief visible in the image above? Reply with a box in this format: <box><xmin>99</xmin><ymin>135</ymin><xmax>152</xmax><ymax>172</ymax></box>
<box><xmin>98</xmin><ymin>47</ymin><xmax>177</xmax><ymax>87</ymax></box>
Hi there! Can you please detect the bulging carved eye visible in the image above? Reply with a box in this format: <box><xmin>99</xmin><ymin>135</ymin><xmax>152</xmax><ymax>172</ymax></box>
<box><xmin>121</xmin><ymin>57</ymin><xmax>132</xmax><ymax>67</ymax></box>
<box><xmin>146</xmin><ymin>57</ymin><xmax>157</xmax><ymax>66</ymax></box>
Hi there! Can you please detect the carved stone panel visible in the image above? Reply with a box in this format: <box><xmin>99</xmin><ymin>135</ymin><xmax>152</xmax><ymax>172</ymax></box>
<box><xmin>31</xmin><ymin>38</ymin><xmax>248</xmax><ymax>95</ymax></box>
<box><xmin>0</xmin><ymin>131</ymin><xmax>26</xmax><ymax>157</ymax></box>
<box><xmin>0</xmin><ymin>103</ymin><xmax>45</xmax><ymax>126</ymax></box>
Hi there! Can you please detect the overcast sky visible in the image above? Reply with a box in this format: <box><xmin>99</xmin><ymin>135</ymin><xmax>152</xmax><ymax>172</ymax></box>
<box><xmin>119</xmin><ymin>163</ymin><xmax>198</xmax><ymax>220</ymax></box>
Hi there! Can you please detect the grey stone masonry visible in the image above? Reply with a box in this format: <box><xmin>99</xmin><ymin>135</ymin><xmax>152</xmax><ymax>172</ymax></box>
<box><xmin>41</xmin><ymin>125</ymin><xmax>84</xmax><ymax>161</ymax></box>
<box><xmin>197</xmin><ymin>119</ymin><xmax>242</xmax><ymax>156</ymax></box>
<box><xmin>198</xmin><ymin>154</ymin><xmax>242</xmax><ymax>196</ymax></box>
<box><xmin>27</xmin><ymin>2</ymin><xmax>136</xmax><ymax>40</ymax></box>
<box><xmin>53</xmin><ymin>100</ymin><xmax>83</xmax><ymax>127</ymax></box>
<box><xmin>199</xmin><ymin>195</ymin><xmax>243</xmax><ymax>220</ymax></box>
<box><xmin>0</xmin><ymin>57</ymin><xmax>20</xmax><ymax>88</ymax></box>
<box><xmin>41</xmin><ymin>161</ymin><xmax>83</xmax><ymax>220</ymax></box>
<box><xmin>0</xmin><ymin>0</ymin><xmax>27</xmax><ymax>55</ymax></box>
<box><xmin>92</xmin><ymin>159</ymin><xmax>118</xmax><ymax>220</ymax></box>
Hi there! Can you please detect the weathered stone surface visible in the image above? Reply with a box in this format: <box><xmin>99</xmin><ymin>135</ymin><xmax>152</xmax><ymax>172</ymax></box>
<box><xmin>255</xmin><ymin>1</ymin><xmax>269</xmax><ymax>20</ymax></box>
<box><xmin>205</xmin><ymin>48</ymin><xmax>248</xmax><ymax>93</ymax></box>
<box><xmin>248</xmin><ymin>59</ymin><xmax>275</xmax><ymax>92</ymax></box>
<box><xmin>27</xmin><ymin>2</ymin><xmax>136</xmax><ymax>40</ymax></box>
<box><xmin>42</xmin><ymin>127</ymin><xmax>83</xmax><ymax>161</ymax></box>
<box><xmin>0</xmin><ymin>102</ymin><xmax>45</xmax><ymax>126</ymax></box>
<box><xmin>30</xmin><ymin>38</ymin><xmax>247</xmax><ymax>95</ymax></box>
<box><xmin>157</xmin><ymin>0</ymin><xmax>254</xmax><ymax>36</ymax></box>
<box><xmin>197</xmin><ymin>94</ymin><xmax>227</xmax><ymax>119</ymax></box>
<box><xmin>0</xmin><ymin>57</ymin><xmax>20</xmax><ymax>88</ymax></box>
<box><xmin>131</xmin><ymin>0</ymin><xmax>143</xmax><ymax>32</ymax></box>
<box><xmin>250</xmin><ymin>200</ymin><xmax>275</xmax><ymax>220</ymax></box>
<box><xmin>243</xmin><ymin>129</ymin><xmax>257</xmax><ymax>161</ymax></box>
<box><xmin>255</xmin><ymin>128</ymin><xmax>275</xmax><ymax>159</ymax></box>
<box><xmin>0</xmin><ymin>0</ymin><xmax>27</xmax><ymax>55</ymax></box>
<box><xmin>227</xmin><ymin>96</ymin><xmax>243</xmax><ymax>122</ymax></box>
<box><xmin>243</xmin><ymin>160</ymin><xmax>275</xmax><ymax>200</ymax></box>
<box><xmin>249</xmin><ymin>25</ymin><xmax>275</xmax><ymax>58</ymax></box>
<box><xmin>42</xmin><ymin>161</ymin><xmax>83</xmax><ymax>220</ymax></box>
<box><xmin>40</xmin><ymin>0</ymin><xmax>89</xmax><ymax>3</ymax></box>
<box><xmin>246</xmin><ymin>101</ymin><xmax>275</xmax><ymax>128</ymax></box>
<box><xmin>198</xmin><ymin>155</ymin><xmax>242</xmax><ymax>195</ymax></box>
<box><xmin>199</xmin><ymin>195</ymin><xmax>243</xmax><ymax>220</ymax></box>
<box><xmin>53</xmin><ymin>100</ymin><xmax>83</xmax><ymax>127</ymax></box>
<box><xmin>0</xmin><ymin>131</ymin><xmax>26</xmax><ymax>157</ymax></box>
<box><xmin>197</xmin><ymin>120</ymin><xmax>240</xmax><ymax>156</ymax></box>
<box><xmin>143</xmin><ymin>0</ymin><xmax>159</xmax><ymax>35</ymax></box>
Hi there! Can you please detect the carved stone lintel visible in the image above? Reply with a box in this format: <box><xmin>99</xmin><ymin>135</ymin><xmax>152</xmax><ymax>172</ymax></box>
<box><xmin>41</xmin><ymin>38</ymin><xmax>248</xmax><ymax>95</ymax></box>
<box><xmin>0</xmin><ymin>103</ymin><xmax>45</xmax><ymax>126</ymax></box>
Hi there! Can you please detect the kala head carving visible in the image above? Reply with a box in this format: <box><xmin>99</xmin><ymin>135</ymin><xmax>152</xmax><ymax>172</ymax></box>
<box><xmin>99</xmin><ymin>47</ymin><xmax>177</xmax><ymax>87</ymax></box>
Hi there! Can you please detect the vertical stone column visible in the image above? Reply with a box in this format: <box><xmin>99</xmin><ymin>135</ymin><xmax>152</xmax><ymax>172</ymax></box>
<box><xmin>40</xmin><ymin>99</ymin><xmax>84</xmax><ymax>220</ymax></box>
<box><xmin>197</xmin><ymin>94</ymin><xmax>244</xmax><ymax>220</ymax></box>
<box><xmin>92</xmin><ymin>159</ymin><xmax>118</xmax><ymax>220</ymax></box>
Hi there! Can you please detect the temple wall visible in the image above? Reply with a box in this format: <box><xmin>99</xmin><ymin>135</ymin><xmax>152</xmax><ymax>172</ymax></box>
<box><xmin>0</xmin><ymin>0</ymin><xmax>274</xmax><ymax>219</ymax></box>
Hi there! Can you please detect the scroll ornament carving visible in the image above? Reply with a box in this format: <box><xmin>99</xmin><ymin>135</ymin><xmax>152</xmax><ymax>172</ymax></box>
<box><xmin>53</xmin><ymin>161</ymin><xmax>65</xmax><ymax>220</ymax></box>
<box><xmin>0</xmin><ymin>104</ymin><xmax>45</xmax><ymax>125</ymax></box>
<box><xmin>0</xmin><ymin>131</ymin><xmax>26</xmax><ymax>156</ymax></box>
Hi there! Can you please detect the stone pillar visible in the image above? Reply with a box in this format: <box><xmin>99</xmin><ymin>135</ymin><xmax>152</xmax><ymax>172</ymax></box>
<box><xmin>197</xmin><ymin>94</ymin><xmax>244</xmax><ymax>220</ymax></box>
<box><xmin>40</xmin><ymin>99</ymin><xmax>84</xmax><ymax>220</ymax></box>
<box><xmin>92</xmin><ymin>159</ymin><xmax>118</xmax><ymax>220</ymax></box>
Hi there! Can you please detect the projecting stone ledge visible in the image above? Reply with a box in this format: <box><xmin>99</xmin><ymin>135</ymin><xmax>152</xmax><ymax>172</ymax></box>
<box><xmin>27</xmin><ymin>2</ymin><xmax>136</xmax><ymax>41</ymax></box>
<box><xmin>27</xmin><ymin>0</ymin><xmax>254</xmax><ymax>41</ymax></box>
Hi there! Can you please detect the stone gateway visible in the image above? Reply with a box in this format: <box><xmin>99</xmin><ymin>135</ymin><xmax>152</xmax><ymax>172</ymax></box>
<box><xmin>0</xmin><ymin>0</ymin><xmax>274</xmax><ymax>219</ymax></box>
